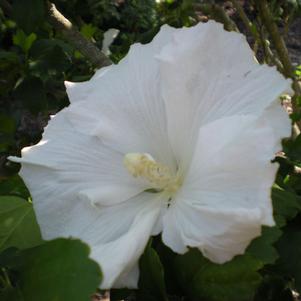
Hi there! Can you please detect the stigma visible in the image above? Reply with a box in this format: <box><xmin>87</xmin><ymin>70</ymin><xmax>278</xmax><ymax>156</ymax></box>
<box><xmin>124</xmin><ymin>153</ymin><xmax>182</xmax><ymax>194</ymax></box>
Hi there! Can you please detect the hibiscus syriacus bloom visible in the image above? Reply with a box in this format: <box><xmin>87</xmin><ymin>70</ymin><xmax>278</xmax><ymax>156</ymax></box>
<box><xmin>10</xmin><ymin>21</ymin><xmax>291</xmax><ymax>288</ymax></box>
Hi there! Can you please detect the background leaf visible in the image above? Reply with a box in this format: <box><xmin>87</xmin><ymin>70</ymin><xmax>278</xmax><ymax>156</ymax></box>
<box><xmin>174</xmin><ymin>249</ymin><xmax>263</xmax><ymax>301</ymax></box>
<box><xmin>246</xmin><ymin>226</ymin><xmax>282</xmax><ymax>264</ymax></box>
<box><xmin>0</xmin><ymin>196</ymin><xmax>42</xmax><ymax>253</ymax></box>
<box><xmin>12</xmin><ymin>0</ymin><xmax>45</xmax><ymax>34</ymax></box>
<box><xmin>272</xmin><ymin>185</ymin><xmax>301</xmax><ymax>226</ymax></box>
<box><xmin>138</xmin><ymin>241</ymin><xmax>168</xmax><ymax>301</ymax></box>
<box><xmin>18</xmin><ymin>238</ymin><xmax>102</xmax><ymax>301</ymax></box>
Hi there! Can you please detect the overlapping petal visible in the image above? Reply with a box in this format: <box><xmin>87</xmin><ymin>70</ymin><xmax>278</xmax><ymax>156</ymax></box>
<box><xmin>10</xmin><ymin>112</ymin><xmax>167</xmax><ymax>288</ymax></box>
<box><xmin>162</xmin><ymin>108</ymin><xmax>290</xmax><ymax>263</ymax></box>
<box><xmin>157</xmin><ymin>20</ymin><xmax>292</xmax><ymax>169</ymax></box>
<box><xmin>64</xmin><ymin>25</ymin><xmax>178</xmax><ymax>170</ymax></box>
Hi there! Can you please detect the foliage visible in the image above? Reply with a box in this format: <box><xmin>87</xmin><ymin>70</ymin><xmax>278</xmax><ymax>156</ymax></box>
<box><xmin>1</xmin><ymin>0</ymin><xmax>301</xmax><ymax>300</ymax></box>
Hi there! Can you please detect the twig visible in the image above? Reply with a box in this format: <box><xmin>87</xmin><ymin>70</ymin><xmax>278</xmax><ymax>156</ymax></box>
<box><xmin>231</xmin><ymin>0</ymin><xmax>256</xmax><ymax>38</ymax></box>
<box><xmin>255</xmin><ymin>0</ymin><xmax>301</xmax><ymax>130</ymax></box>
<box><xmin>259</xmin><ymin>24</ymin><xmax>284</xmax><ymax>70</ymax></box>
<box><xmin>255</xmin><ymin>0</ymin><xmax>293</xmax><ymax>77</ymax></box>
<box><xmin>231</xmin><ymin>0</ymin><xmax>283</xmax><ymax>70</ymax></box>
<box><xmin>196</xmin><ymin>4</ymin><xmax>238</xmax><ymax>32</ymax></box>
<box><xmin>46</xmin><ymin>1</ymin><xmax>112</xmax><ymax>68</ymax></box>
<box><xmin>0</xmin><ymin>0</ymin><xmax>111</xmax><ymax>68</ymax></box>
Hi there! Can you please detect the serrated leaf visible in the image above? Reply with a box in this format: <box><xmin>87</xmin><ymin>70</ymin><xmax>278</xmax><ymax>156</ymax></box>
<box><xmin>18</xmin><ymin>238</ymin><xmax>102</xmax><ymax>301</ymax></box>
<box><xmin>247</xmin><ymin>226</ymin><xmax>282</xmax><ymax>264</ymax></box>
<box><xmin>138</xmin><ymin>241</ymin><xmax>168</xmax><ymax>301</ymax></box>
<box><xmin>0</xmin><ymin>196</ymin><xmax>42</xmax><ymax>253</ymax></box>
<box><xmin>174</xmin><ymin>249</ymin><xmax>263</xmax><ymax>301</ymax></box>
<box><xmin>12</xmin><ymin>0</ymin><xmax>45</xmax><ymax>34</ymax></box>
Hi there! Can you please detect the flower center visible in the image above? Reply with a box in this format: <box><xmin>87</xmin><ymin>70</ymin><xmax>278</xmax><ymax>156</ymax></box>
<box><xmin>124</xmin><ymin>153</ymin><xmax>182</xmax><ymax>194</ymax></box>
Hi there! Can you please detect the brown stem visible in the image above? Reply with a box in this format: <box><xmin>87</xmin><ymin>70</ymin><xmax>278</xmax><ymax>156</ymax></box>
<box><xmin>255</xmin><ymin>0</ymin><xmax>301</xmax><ymax>130</ymax></box>
<box><xmin>46</xmin><ymin>1</ymin><xmax>111</xmax><ymax>68</ymax></box>
<box><xmin>197</xmin><ymin>4</ymin><xmax>238</xmax><ymax>32</ymax></box>
<box><xmin>231</xmin><ymin>0</ymin><xmax>256</xmax><ymax>38</ymax></box>
<box><xmin>255</xmin><ymin>0</ymin><xmax>293</xmax><ymax>77</ymax></box>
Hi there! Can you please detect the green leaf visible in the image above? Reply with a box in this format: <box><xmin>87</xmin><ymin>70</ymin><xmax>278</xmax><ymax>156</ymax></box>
<box><xmin>246</xmin><ymin>226</ymin><xmax>282</xmax><ymax>264</ymax></box>
<box><xmin>19</xmin><ymin>238</ymin><xmax>102</xmax><ymax>301</ymax></box>
<box><xmin>174</xmin><ymin>249</ymin><xmax>263</xmax><ymax>301</ymax></box>
<box><xmin>13</xmin><ymin>76</ymin><xmax>47</xmax><ymax>114</ymax></box>
<box><xmin>80</xmin><ymin>24</ymin><xmax>97</xmax><ymax>39</ymax></box>
<box><xmin>32</xmin><ymin>45</ymin><xmax>71</xmax><ymax>74</ymax></box>
<box><xmin>0</xmin><ymin>247</ymin><xmax>19</xmax><ymax>268</ymax></box>
<box><xmin>30</xmin><ymin>40</ymin><xmax>72</xmax><ymax>74</ymax></box>
<box><xmin>138</xmin><ymin>241</ymin><xmax>168</xmax><ymax>301</ymax></box>
<box><xmin>272</xmin><ymin>185</ymin><xmax>301</xmax><ymax>226</ymax></box>
<box><xmin>193</xmin><ymin>256</ymin><xmax>263</xmax><ymax>301</ymax></box>
<box><xmin>0</xmin><ymin>196</ymin><xmax>42</xmax><ymax>253</ymax></box>
<box><xmin>0</xmin><ymin>175</ymin><xmax>30</xmax><ymax>199</ymax></box>
<box><xmin>13</xmin><ymin>30</ymin><xmax>37</xmax><ymax>54</ymax></box>
<box><xmin>30</xmin><ymin>39</ymin><xmax>73</xmax><ymax>58</ymax></box>
<box><xmin>12</xmin><ymin>0</ymin><xmax>45</xmax><ymax>34</ymax></box>
<box><xmin>275</xmin><ymin>226</ymin><xmax>301</xmax><ymax>292</ymax></box>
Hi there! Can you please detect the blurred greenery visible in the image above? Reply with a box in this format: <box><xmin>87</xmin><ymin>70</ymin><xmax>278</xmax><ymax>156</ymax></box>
<box><xmin>1</xmin><ymin>0</ymin><xmax>301</xmax><ymax>300</ymax></box>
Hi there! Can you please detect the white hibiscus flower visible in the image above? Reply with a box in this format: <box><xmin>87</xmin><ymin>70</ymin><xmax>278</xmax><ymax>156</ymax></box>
<box><xmin>10</xmin><ymin>21</ymin><xmax>292</xmax><ymax>289</ymax></box>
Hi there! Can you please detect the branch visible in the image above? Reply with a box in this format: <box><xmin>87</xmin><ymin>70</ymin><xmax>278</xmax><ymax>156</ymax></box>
<box><xmin>46</xmin><ymin>2</ymin><xmax>112</xmax><ymax>68</ymax></box>
<box><xmin>230</xmin><ymin>0</ymin><xmax>283</xmax><ymax>69</ymax></box>
<box><xmin>196</xmin><ymin>4</ymin><xmax>238</xmax><ymax>32</ymax></box>
<box><xmin>255</xmin><ymin>0</ymin><xmax>293</xmax><ymax>78</ymax></box>
<box><xmin>255</xmin><ymin>0</ymin><xmax>301</xmax><ymax>130</ymax></box>
<box><xmin>231</xmin><ymin>0</ymin><xmax>256</xmax><ymax>38</ymax></box>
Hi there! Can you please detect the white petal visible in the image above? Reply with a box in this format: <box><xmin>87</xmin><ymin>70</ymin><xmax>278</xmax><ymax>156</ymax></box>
<box><xmin>90</xmin><ymin>193</ymin><xmax>164</xmax><ymax>288</ymax></box>
<box><xmin>163</xmin><ymin>201</ymin><xmax>262</xmax><ymax>263</ymax></box>
<box><xmin>113</xmin><ymin>264</ymin><xmax>139</xmax><ymax>289</ymax></box>
<box><xmin>157</xmin><ymin>20</ymin><xmax>292</xmax><ymax>169</ymax></box>
<box><xmin>11</xmin><ymin>113</ymin><xmax>166</xmax><ymax>287</ymax></box>
<box><xmin>12</xmin><ymin>142</ymin><xmax>165</xmax><ymax>288</ymax></box>
<box><xmin>259</xmin><ymin>99</ymin><xmax>291</xmax><ymax>145</ymax></box>
<box><xmin>163</xmin><ymin>109</ymin><xmax>289</xmax><ymax>263</ymax></box>
<box><xmin>64</xmin><ymin>25</ymin><xmax>177</xmax><ymax>170</ymax></box>
<box><xmin>10</xmin><ymin>112</ymin><xmax>149</xmax><ymax>210</ymax></box>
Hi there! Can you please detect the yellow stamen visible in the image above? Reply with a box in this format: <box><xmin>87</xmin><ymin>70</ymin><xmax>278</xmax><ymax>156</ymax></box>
<box><xmin>124</xmin><ymin>153</ymin><xmax>182</xmax><ymax>194</ymax></box>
